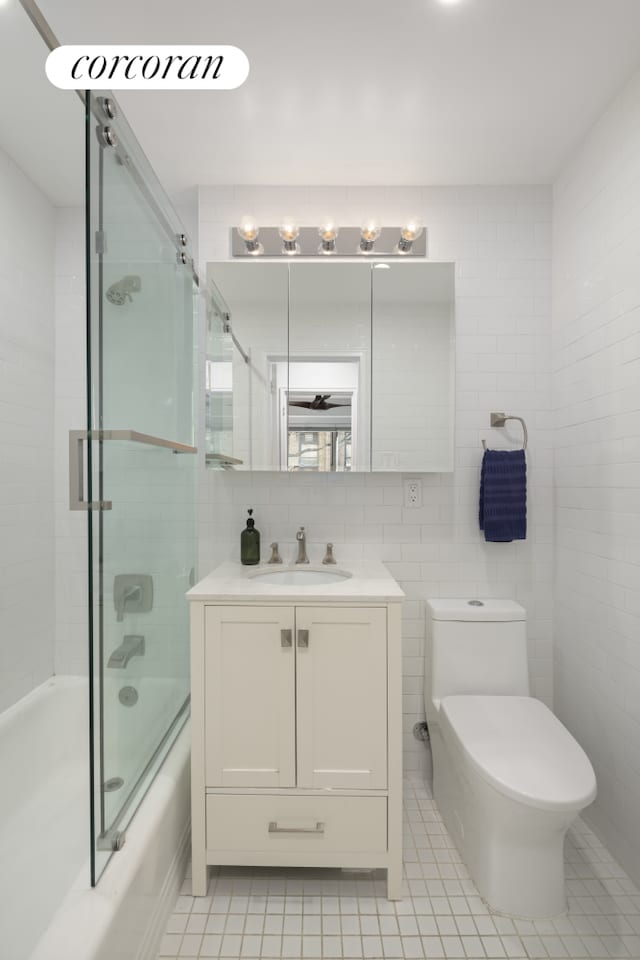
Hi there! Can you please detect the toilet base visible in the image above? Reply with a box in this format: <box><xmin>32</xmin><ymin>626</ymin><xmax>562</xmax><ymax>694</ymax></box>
<box><xmin>431</xmin><ymin>724</ymin><xmax>578</xmax><ymax>919</ymax></box>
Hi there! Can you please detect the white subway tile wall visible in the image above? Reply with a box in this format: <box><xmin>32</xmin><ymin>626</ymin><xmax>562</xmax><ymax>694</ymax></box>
<box><xmin>0</xmin><ymin>146</ymin><xmax>56</xmax><ymax>711</ymax></box>
<box><xmin>196</xmin><ymin>185</ymin><xmax>554</xmax><ymax>774</ymax></box>
<box><xmin>553</xmin><ymin>69</ymin><xmax>640</xmax><ymax>886</ymax></box>
<box><xmin>54</xmin><ymin>207</ymin><xmax>88</xmax><ymax>676</ymax></box>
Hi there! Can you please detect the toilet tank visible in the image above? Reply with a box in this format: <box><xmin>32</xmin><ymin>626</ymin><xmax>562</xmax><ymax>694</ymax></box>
<box><xmin>425</xmin><ymin>599</ymin><xmax>529</xmax><ymax>719</ymax></box>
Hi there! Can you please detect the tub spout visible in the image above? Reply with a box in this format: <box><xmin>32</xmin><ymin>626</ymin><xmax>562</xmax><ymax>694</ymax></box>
<box><xmin>107</xmin><ymin>635</ymin><xmax>145</xmax><ymax>668</ymax></box>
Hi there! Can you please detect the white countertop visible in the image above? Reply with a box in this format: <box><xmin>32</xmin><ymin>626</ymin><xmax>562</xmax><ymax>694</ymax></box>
<box><xmin>187</xmin><ymin>560</ymin><xmax>405</xmax><ymax>603</ymax></box>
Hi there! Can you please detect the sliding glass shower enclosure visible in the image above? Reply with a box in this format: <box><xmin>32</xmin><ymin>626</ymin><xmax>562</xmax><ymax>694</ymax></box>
<box><xmin>84</xmin><ymin>92</ymin><xmax>198</xmax><ymax>884</ymax></box>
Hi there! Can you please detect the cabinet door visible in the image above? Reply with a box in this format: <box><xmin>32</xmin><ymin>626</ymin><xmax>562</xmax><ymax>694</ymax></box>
<box><xmin>205</xmin><ymin>605</ymin><xmax>295</xmax><ymax>787</ymax></box>
<box><xmin>296</xmin><ymin>607</ymin><xmax>387</xmax><ymax>790</ymax></box>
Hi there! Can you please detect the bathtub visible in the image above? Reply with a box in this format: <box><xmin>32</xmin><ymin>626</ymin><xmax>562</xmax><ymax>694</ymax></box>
<box><xmin>0</xmin><ymin>676</ymin><xmax>190</xmax><ymax>960</ymax></box>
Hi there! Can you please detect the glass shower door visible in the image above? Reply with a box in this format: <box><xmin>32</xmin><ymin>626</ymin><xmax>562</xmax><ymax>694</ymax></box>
<box><xmin>85</xmin><ymin>92</ymin><xmax>198</xmax><ymax>883</ymax></box>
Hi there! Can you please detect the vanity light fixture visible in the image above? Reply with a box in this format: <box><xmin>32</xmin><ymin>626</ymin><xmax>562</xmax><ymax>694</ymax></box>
<box><xmin>231</xmin><ymin>223</ymin><xmax>426</xmax><ymax>257</ymax></box>
<box><xmin>318</xmin><ymin>220</ymin><xmax>339</xmax><ymax>255</ymax></box>
<box><xmin>397</xmin><ymin>217</ymin><xmax>424</xmax><ymax>254</ymax></box>
<box><xmin>359</xmin><ymin>218</ymin><xmax>382</xmax><ymax>253</ymax></box>
<box><xmin>236</xmin><ymin>216</ymin><xmax>263</xmax><ymax>255</ymax></box>
<box><xmin>279</xmin><ymin>218</ymin><xmax>300</xmax><ymax>255</ymax></box>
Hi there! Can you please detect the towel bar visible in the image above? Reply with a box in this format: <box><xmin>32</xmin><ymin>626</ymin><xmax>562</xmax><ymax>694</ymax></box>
<box><xmin>482</xmin><ymin>412</ymin><xmax>528</xmax><ymax>451</ymax></box>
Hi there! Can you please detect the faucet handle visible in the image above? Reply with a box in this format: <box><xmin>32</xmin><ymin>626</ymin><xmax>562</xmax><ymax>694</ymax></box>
<box><xmin>297</xmin><ymin>526</ymin><xmax>305</xmax><ymax>539</ymax></box>
<box><xmin>268</xmin><ymin>542</ymin><xmax>283</xmax><ymax>564</ymax></box>
<box><xmin>322</xmin><ymin>543</ymin><xmax>336</xmax><ymax>565</ymax></box>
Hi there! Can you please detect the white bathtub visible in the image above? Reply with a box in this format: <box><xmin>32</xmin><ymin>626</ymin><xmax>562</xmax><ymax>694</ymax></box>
<box><xmin>0</xmin><ymin>676</ymin><xmax>190</xmax><ymax>960</ymax></box>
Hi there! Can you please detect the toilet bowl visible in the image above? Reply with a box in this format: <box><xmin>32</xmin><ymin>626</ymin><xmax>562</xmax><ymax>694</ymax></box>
<box><xmin>425</xmin><ymin>599</ymin><xmax>597</xmax><ymax>918</ymax></box>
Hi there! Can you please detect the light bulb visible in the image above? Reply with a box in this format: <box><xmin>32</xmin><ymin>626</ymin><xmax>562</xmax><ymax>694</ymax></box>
<box><xmin>279</xmin><ymin>218</ymin><xmax>300</xmax><ymax>255</ymax></box>
<box><xmin>359</xmin><ymin>218</ymin><xmax>381</xmax><ymax>252</ymax></box>
<box><xmin>400</xmin><ymin>218</ymin><xmax>424</xmax><ymax>242</ymax></box>
<box><xmin>237</xmin><ymin>216</ymin><xmax>259</xmax><ymax>242</ymax></box>
<box><xmin>397</xmin><ymin>217</ymin><xmax>424</xmax><ymax>253</ymax></box>
<box><xmin>318</xmin><ymin>220</ymin><xmax>339</xmax><ymax>254</ymax></box>
<box><xmin>318</xmin><ymin>220</ymin><xmax>339</xmax><ymax>242</ymax></box>
<box><xmin>278</xmin><ymin>218</ymin><xmax>299</xmax><ymax>243</ymax></box>
<box><xmin>236</xmin><ymin>216</ymin><xmax>263</xmax><ymax>255</ymax></box>
<box><xmin>361</xmin><ymin>218</ymin><xmax>381</xmax><ymax>242</ymax></box>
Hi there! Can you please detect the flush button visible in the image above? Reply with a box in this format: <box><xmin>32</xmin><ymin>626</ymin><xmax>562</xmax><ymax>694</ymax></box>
<box><xmin>468</xmin><ymin>600</ymin><xmax>484</xmax><ymax>606</ymax></box>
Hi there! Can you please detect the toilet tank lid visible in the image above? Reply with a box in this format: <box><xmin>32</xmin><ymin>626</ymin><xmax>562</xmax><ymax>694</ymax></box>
<box><xmin>427</xmin><ymin>599</ymin><xmax>526</xmax><ymax>622</ymax></box>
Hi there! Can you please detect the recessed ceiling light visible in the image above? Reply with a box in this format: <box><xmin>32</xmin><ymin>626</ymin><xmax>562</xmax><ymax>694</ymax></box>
<box><xmin>437</xmin><ymin>0</ymin><xmax>465</xmax><ymax>5</ymax></box>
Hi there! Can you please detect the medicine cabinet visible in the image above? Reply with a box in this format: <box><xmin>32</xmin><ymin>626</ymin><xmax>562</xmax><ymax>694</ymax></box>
<box><xmin>205</xmin><ymin>260</ymin><xmax>454</xmax><ymax>472</ymax></box>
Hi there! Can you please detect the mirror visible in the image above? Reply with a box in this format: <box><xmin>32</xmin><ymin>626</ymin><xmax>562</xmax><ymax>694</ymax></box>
<box><xmin>205</xmin><ymin>263</ymin><xmax>288</xmax><ymax>470</ymax></box>
<box><xmin>288</xmin><ymin>264</ymin><xmax>371</xmax><ymax>472</ymax></box>
<box><xmin>372</xmin><ymin>263</ymin><xmax>455</xmax><ymax>471</ymax></box>
<box><xmin>205</xmin><ymin>261</ymin><xmax>454</xmax><ymax>472</ymax></box>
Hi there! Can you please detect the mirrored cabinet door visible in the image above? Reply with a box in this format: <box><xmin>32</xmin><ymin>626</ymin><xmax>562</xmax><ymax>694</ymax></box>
<box><xmin>288</xmin><ymin>263</ymin><xmax>371</xmax><ymax>473</ymax></box>
<box><xmin>371</xmin><ymin>262</ymin><xmax>455</xmax><ymax>472</ymax></box>
<box><xmin>206</xmin><ymin>262</ymin><xmax>288</xmax><ymax>470</ymax></box>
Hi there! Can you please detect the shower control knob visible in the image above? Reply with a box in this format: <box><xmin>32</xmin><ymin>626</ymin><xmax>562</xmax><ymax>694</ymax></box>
<box><xmin>178</xmin><ymin>233</ymin><xmax>188</xmax><ymax>247</ymax></box>
<box><xmin>177</xmin><ymin>251</ymin><xmax>188</xmax><ymax>265</ymax></box>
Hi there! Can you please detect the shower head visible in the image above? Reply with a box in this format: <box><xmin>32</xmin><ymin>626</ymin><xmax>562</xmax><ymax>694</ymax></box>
<box><xmin>106</xmin><ymin>275</ymin><xmax>141</xmax><ymax>306</ymax></box>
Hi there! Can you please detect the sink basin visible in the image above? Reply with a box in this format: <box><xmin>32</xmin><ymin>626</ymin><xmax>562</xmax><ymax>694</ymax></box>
<box><xmin>249</xmin><ymin>567</ymin><xmax>352</xmax><ymax>586</ymax></box>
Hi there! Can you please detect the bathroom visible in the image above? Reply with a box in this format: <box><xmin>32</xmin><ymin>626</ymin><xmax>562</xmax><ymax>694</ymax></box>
<box><xmin>1</xmin><ymin>0</ymin><xmax>640</xmax><ymax>958</ymax></box>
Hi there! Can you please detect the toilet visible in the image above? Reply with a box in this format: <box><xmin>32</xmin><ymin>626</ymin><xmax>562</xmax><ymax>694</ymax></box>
<box><xmin>424</xmin><ymin>599</ymin><xmax>597</xmax><ymax>919</ymax></box>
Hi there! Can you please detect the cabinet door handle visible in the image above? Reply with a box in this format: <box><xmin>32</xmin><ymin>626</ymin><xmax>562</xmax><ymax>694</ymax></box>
<box><xmin>281</xmin><ymin>629</ymin><xmax>292</xmax><ymax>648</ymax></box>
<box><xmin>268</xmin><ymin>821</ymin><xmax>324</xmax><ymax>835</ymax></box>
<box><xmin>297</xmin><ymin>629</ymin><xmax>309</xmax><ymax>648</ymax></box>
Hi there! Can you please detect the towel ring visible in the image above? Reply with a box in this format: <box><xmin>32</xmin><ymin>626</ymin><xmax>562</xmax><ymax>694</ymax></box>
<box><xmin>482</xmin><ymin>412</ymin><xmax>528</xmax><ymax>451</ymax></box>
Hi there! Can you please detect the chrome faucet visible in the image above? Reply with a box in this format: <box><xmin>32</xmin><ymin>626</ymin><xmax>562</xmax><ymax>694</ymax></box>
<box><xmin>107</xmin><ymin>635</ymin><xmax>145</xmax><ymax>668</ymax></box>
<box><xmin>295</xmin><ymin>526</ymin><xmax>309</xmax><ymax>564</ymax></box>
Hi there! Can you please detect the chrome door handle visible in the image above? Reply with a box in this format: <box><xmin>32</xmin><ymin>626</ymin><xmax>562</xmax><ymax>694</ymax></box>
<box><xmin>281</xmin><ymin>629</ymin><xmax>292</xmax><ymax>648</ymax></box>
<box><xmin>268</xmin><ymin>821</ymin><xmax>324</xmax><ymax>835</ymax></box>
<box><xmin>297</xmin><ymin>629</ymin><xmax>309</xmax><ymax>648</ymax></box>
<box><xmin>69</xmin><ymin>430</ymin><xmax>112</xmax><ymax>511</ymax></box>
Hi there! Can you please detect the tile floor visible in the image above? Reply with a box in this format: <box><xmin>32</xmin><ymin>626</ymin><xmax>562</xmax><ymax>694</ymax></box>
<box><xmin>158</xmin><ymin>776</ymin><xmax>640</xmax><ymax>960</ymax></box>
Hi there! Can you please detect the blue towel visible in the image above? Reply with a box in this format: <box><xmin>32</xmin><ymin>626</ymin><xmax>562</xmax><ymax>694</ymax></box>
<box><xmin>479</xmin><ymin>449</ymin><xmax>527</xmax><ymax>542</ymax></box>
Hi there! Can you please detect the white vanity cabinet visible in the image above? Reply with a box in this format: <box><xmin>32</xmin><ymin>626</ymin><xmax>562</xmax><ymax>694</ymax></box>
<box><xmin>188</xmin><ymin>562</ymin><xmax>404</xmax><ymax>899</ymax></box>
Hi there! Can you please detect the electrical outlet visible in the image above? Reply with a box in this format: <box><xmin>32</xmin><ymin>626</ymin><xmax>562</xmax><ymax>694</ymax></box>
<box><xmin>403</xmin><ymin>478</ymin><xmax>422</xmax><ymax>509</ymax></box>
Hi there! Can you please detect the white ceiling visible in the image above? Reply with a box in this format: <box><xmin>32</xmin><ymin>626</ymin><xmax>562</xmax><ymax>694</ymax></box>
<box><xmin>6</xmin><ymin>0</ymin><xmax>640</xmax><ymax>204</ymax></box>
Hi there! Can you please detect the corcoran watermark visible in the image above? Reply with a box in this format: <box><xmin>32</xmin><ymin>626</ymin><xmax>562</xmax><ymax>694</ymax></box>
<box><xmin>46</xmin><ymin>45</ymin><xmax>249</xmax><ymax>90</ymax></box>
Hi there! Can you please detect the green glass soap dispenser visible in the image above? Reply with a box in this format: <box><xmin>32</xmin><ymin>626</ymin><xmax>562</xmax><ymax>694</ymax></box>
<box><xmin>241</xmin><ymin>508</ymin><xmax>260</xmax><ymax>565</ymax></box>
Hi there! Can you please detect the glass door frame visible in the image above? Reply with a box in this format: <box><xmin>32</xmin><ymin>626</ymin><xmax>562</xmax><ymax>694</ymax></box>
<box><xmin>86</xmin><ymin>90</ymin><xmax>198</xmax><ymax>885</ymax></box>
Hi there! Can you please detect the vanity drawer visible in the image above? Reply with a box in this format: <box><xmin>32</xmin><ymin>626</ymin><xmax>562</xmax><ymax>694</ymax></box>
<box><xmin>206</xmin><ymin>794</ymin><xmax>387</xmax><ymax>854</ymax></box>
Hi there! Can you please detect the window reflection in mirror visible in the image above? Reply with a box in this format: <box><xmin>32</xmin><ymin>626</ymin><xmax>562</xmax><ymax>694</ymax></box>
<box><xmin>288</xmin><ymin>264</ymin><xmax>371</xmax><ymax>471</ymax></box>
<box><xmin>286</xmin><ymin>391</ymin><xmax>353</xmax><ymax>472</ymax></box>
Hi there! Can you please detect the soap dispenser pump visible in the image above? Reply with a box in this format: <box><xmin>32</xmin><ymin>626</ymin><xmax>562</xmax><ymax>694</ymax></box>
<box><xmin>241</xmin><ymin>508</ymin><xmax>260</xmax><ymax>565</ymax></box>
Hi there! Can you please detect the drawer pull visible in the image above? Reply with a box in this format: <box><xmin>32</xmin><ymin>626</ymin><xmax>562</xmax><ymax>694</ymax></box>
<box><xmin>281</xmin><ymin>629</ymin><xmax>293</xmax><ymax>648</ymax></box>
<box><xmin>268</xmin><ymin>820</ymin><xmax>324</xmax><ymax>835</ymax></box>
<box><xmin>297</xmin><ymin>629</ymin><xmax>309</xmax><ymax>648</ymax></box>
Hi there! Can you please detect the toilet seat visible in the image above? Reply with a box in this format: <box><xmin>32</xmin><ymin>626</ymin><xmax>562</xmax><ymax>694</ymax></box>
<box><xmin>439</xmin><ymin>695</ymin><xmax>597</xmax><ymax>812</ymax></box>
